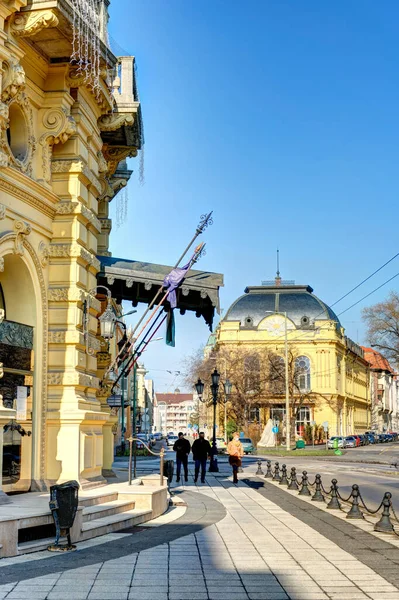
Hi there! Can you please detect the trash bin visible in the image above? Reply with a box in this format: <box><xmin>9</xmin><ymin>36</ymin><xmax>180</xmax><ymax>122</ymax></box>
<box><xmin>296</xmin><ymin>439</ymin><xmax>305</xmax><ymax>449</ymax></box>
<box><xmin>163</xmin><ymin>459</ymin><xmax>174</xmax><ymax>483</ymax></box>
<box><xmin>48</xmin><ymin>480</ymin><xmax>79</xmax><ymax>552</ymax></box>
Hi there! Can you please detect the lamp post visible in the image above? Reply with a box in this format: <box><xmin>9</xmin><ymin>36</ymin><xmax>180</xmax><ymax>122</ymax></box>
<box><xmin>195</xmin><ymin>370</ymin><xmax>232</xmax><ymax>473</ymax></box>
<box><xmin>264</xmin><ymin>310</ymin><xmax>290</xmax><ymax>451</ymax></box>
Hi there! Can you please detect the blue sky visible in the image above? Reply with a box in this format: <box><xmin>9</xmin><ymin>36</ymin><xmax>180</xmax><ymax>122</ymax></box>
<box><xmin>108</xmin><ymin>0</ymin><xmax>399</xmax><ymax>391</ymax></box>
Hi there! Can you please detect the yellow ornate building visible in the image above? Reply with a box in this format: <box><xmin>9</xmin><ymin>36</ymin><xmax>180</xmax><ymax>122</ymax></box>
<box><xmin>215</xmin><ymin>278</ymin><xmax>370</xmax><ymax>439</ymax></box>
<box><xmin>0</xmin><ymin>0</ymin><xmax>222</xmax><ymax>502</ymax></box>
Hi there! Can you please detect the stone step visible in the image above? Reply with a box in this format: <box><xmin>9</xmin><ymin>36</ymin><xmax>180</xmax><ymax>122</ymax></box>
<box><xmin>80</xmin><ymin>508</ymin><xmax>152</xmax><ymax>540</ymax></box>
<box><xmin>82</xmin><ymin>499</ymin><xmax>136</xmax><ymax>522</ymax></box>
<box><xmin>79</xmin><ymin>491</ymin><xmax>119</xmax><ymax>508</ymax></box>
<box><xmin>18</xmin><ymin>536</ymin><xmax>55</xmax><ymax>555</ymax></box>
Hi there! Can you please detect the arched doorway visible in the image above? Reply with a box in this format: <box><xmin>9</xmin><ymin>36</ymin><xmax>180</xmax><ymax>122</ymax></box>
<box><xmin>0</xmin><ymin>251</ymin><xmax>39</xmax><ymax>493</ymax></box>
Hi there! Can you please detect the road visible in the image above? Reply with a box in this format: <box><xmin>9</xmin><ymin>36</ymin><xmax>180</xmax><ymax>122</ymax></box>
<box><xmin>114</xmin><ymin>441</ymin><xmax>399</xmax><ymax>514</ymax></box>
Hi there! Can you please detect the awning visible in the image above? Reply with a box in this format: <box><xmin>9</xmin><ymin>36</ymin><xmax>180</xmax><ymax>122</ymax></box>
<box><xmin>97</xmin><ymin>255</ymin><xmax>224</xmax><ymax>330</ymax></box>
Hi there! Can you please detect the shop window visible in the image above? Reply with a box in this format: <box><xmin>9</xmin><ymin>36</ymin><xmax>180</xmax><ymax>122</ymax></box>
<box><xmin>296</xmin><ymin>406</ymin><xmax>310</xmax><ymax>435</ymax></box>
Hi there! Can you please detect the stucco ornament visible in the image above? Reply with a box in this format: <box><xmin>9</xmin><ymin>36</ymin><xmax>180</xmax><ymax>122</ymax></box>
<box><xmin>0</xmin><ymin>258</ymin><xmax>4</xmax><ymax>273</ymax></box>
<box><xmin>10</xmin><ymin>9</ymin><xmax>59</xmax><ymax>37</ymax></box>
<box><xmin>40</xmin><ymin>108</ymin><xmax>76</xmax><ymax>183</ymax></box>
<box><xmin>38</xmin><ymin>241</ymin><xmax>49</xmax><ymax>267</ymax></box>
<box><xmin>13</xmin><ymin>220</ymin><xmax>31</xmax><ymax>256</ymax></box>
<box><xmin>0</xmin><ymin>92</ymin><xmax>36</xmax><ymax>176</ymax></box>
<box><xmin>98</xmin><ymin>112</ymin><xmax>134</xmax><ymax>132</ymax></box>
<box><xmin>1</xmin><ymin>58</ymin><xmax>25</xmax><ymax>102</ymax></box>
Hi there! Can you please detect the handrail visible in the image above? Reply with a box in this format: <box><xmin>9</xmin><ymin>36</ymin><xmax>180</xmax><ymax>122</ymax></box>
<box><xmin>126</xmin><ymin>437</ymin><xmax>165</xmax><ymax>486</ymax></box>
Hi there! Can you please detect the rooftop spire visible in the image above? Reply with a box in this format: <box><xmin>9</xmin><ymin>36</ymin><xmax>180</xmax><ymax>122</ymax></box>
<box><xmin>275</xmin><ymin>248</ymin><xmax>281</xmax><ymax>286</ymax></box>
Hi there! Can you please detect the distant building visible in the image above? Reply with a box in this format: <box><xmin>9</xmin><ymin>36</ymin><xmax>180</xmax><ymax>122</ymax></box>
<box><xmin>362</xmin><ymin>347</ymin><xmax>399</xmax><ymax>433</ymax></box>
<box><xmin>154</xmin><ymin>390</ymin><xmax>197</xmax><ymax>435</ymax></box>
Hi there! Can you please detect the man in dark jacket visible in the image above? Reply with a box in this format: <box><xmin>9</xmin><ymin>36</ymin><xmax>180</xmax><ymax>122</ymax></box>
<box><xmin>191</xmin><ymin>432</ymin><xmax>212</xmax><ymax>483</ymax></box>
<box><xmin>173</xmin><ymin>432</ymin><xmax>191</xmax><ymax>482</ymax></box>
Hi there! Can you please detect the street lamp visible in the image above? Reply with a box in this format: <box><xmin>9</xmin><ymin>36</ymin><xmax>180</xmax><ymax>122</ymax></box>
<box><xmin>265</xmin><ymin>310</ymin><xmax>290</xmax><ymax>451</ymax></box>
<box><xmin>195</xmin><ymin>369</ymin><xmax>229</xmax><ymax>473</ymax></box>
<box><xmin>84</xmin><ymin>285</ymin><xmax>115</xmax><ymax>355</ymax></box>
<box><xmin>223</xmin><ymin>379</ymin><xmax>232</xmax><ymax>444</ymax></box>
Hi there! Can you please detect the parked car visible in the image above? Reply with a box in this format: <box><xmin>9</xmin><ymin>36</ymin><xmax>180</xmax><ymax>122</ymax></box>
<box><xmin>385</xmin><ymin>433</ymin><xmax>394</xmax><ymax>442</ymax></box>
<box><xmin>379</xmin><ymin>433</ymin><xmax>389</xmax><ymax>443</ymax></box>
<box><xmin>366</xmin><ymin>434</ymin><xmax>376</xmax><ymax>444</ymax></box>
<box><xmin>328</xmin><ymin>436</ymin><xmax>347</xmax><ymax>449</ymax></box>
<box><xmin>345</xmin><ymin>436</ymin><xmax>357</xmax><ymax>448</ymax></box>
<box><xmin>391</xmin><ymin>432</ymin><xmax>398</xmax><ymax>441</ymax></box>
<box><xmin>167</xmin><ymin>434</ymin><xmax>178</xmax><ymax>447</ymax></box>
<box><xmin>353</xmin><ymin>435</ymin><xmax>362</xmax><ymax>447</ymax></box>
<box><xmin>153</xmin><ymin>432</ymin><xmax>162</xmax><ymax>441</ymax></box>
<box><xmin>240</xmin><ymin>438</ymin><xmax>255</xmax><ymax>454</ymax></box>
<box><xmin>359</xmin><ymin>434</ymin><xmax>369</xmax><ymax>445</ymax></box>
<box><xmin>216</xmin><ymin>437</ymin><xmax>227</xmax><ymax>453</ymax></box>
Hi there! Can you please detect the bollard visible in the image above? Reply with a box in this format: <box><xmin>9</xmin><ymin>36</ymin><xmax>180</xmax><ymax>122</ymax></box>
<box><xmin>264</xmin><ymin>460</ymin><xmax>273</xmax><ymax>479</ymax></box>
<box><xmin>288</xmin><ymin>467</ymin><xmax>299</xmax><ymax>490</ymax></box>
<box><xmin>256</xmin><ymin>459</ymin><xmax>264</xmax><ymax>476</ymax></box>
<box><xmin>326</xmin><ymin>479</ymin><xmax>341</xmax><ymax>510</ymax></box>
<box><xmin>346</xmin><ymin>484</ymin><xmax>364</xmax><ymax>519</ymax></box>
<box><xmin>374</xmin><ymin>492</ymin><xmax>394</xmax><ymax>533</ymax></box>
<box><xmin>273</xmin><ymin>462</ymin><xmax>281</xmax><ymax>481</ymax></box>
<box><xmin>299</xmin><ymin>470</ymin><xmax>311</xmax><ymax>496</ymax></box>
<box><xmin>279</xmin><ymin>464</ymin><xmax>289</xmax><ymax>486</ymax></box>
<box><xmin>311</xmin><ymin>474</ymin><xmax>324</xmax><ymax>502</ymax></box>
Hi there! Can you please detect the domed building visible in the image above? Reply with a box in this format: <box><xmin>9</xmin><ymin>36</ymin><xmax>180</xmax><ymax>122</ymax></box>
<box><xmin>213</xmin><ymin>277</ymin><xmax>370</xmax><ymax>440</ymax></box>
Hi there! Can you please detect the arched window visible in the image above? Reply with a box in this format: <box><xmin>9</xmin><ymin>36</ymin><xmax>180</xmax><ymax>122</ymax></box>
<box><xmin>244</xmin><ymin>354</ymin><xmax>260</xmax><ymax>393</ymax></box>
<box><xmin>268</xmin><ymin>354</ymin><xmax>285</xmax><ymax>394</ymax></box>
<box><xmin>295</xmin><ymin>356</ymin><xmax>311</xmax><ymax>392</ymax></box>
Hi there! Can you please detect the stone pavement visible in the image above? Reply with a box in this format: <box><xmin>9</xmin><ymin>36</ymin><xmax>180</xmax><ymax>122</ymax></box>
<box><xmin>0</xmin><ymin>467</ymin><xmax>399</xmax><ymax>600</ymax></box>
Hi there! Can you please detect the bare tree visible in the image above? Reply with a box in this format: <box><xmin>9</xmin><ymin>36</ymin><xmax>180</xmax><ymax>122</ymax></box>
<box><xmin>362</xmin><ymin>292</ymin><xmax>399</xmax><ymax>367</ymax></box>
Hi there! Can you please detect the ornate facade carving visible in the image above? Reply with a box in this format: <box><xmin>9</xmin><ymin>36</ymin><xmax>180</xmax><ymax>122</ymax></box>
<box><xmin>102</xmin><ymin>144</ymin><xmax>138</xmax><ymax>176</ymax></box>
<box><xmin>38</xmin><ymin>241</ymin><xmax>49</xmax><ymax>267</ymax></box>
<box><xmin>54</xmin><ymin>201</ymin><xmax>101</xmax><ymax>233</ymax></box>
<box><xmin>51</xmin><ymin>160</ymin><xmax>82</xmax><ymax>173</ymax></box>
<box><xmin>48</xmin><ymin>243</ymin><xmax>101</xmax><ymax>270</ymax></box>
<box><xmin>125</xmin><ymin>278</ymin><xmax>134</xmax><ymax>288</ymax></box>
<box><xmin>1</xmin><ymin>58</ymin><xmax>25</xmax><ymax>103</ymax></box>
<box><xmin>47</xmin><ymin>372</ymin><xmax>99</xmax><ymax>388</ymax></box>
<box><xmin>40</xmin><ymin>108</ymin><xmax>76</xmax><ymax>183</ymax></box>
<box><xmin>10</xmin><ymin>9</ymin><xmax>59</xmax><ymax>37</ymax></box>
<box><xmin>98</xmin><ymin>112</ymin><xmax>134</xmax><ymax>132</ymax></box>
<box><xmin>0</xmin><ymin>91</ymin><xmax>36</xmax><ymax>177</ymax></box>
<box><xmin>66</xmin><ymin>67</ymin><xmax>113</xmax><ymax>113</ymax></box>
<box><xmin>48</xmin><ymin>287</ymin><xmax>86</xmax><ymax>302</ymax></box>
<box><xmin>0</xmin><ymin>258</ymin><xmax>4</xmax><ymax>273</ymax></box>
<box><xmin>0</xmin><ymin>179</ymin><xmax>56</xmax><ymax>219</ymax></box>
<box><xmin>13</xmin><ymin>220</ymin><xmax>31</xmax><ymax>256</ymax></box>
<box><xmin>0</xmin><ymin>204</ymin><xmax>6</xmax><ymax>220</ymax></box>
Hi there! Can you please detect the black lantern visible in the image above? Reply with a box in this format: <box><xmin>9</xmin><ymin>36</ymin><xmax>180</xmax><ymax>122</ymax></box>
<box><xmin>211</xmin><ymin>368</ymin><xmax>220</xmax><ymax>387</ymax></box>
<box><xmin>195</xmin><ymin>378</ymin><xmax>205</xmax><ymax>398</ymax></box>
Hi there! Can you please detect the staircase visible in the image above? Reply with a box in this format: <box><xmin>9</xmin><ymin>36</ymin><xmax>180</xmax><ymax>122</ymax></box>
<box><xmin>10</xmin><ymin>480</ymin><xmax>167</xmax><ymax>557</ymax></box>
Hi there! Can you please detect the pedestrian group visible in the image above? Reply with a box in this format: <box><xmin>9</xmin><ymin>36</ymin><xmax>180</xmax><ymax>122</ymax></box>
<box><xmin>173</xmin><ymin>431</ymin><xmax>244</xmax><ymax>484</ymax></box>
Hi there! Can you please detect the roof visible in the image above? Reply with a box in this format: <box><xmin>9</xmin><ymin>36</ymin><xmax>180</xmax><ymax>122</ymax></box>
<box><xmin>362</xmin><ymin>347</ymin><xmax>394</xmax><ymax>373</ymax></box>
<box><xmin>224</xmin><ymin>283</ymin><xmax>340</xmax><ymax>330</ymax></box>
<box><xmin>97</xmin><ymin>255</ymin><xmax>223</xmax><ymax>330</ymax></box>
<box><xmin>156</xmin><ymin>393</ymin><xmax>194</xmax><ymax>405</ymax></box>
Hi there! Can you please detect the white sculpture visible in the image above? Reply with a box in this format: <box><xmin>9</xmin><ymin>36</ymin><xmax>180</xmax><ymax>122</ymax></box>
<box><xmin>258</xmin><ymin>418</ymin><xmax>275</xmax><ymax>447</ymax></box>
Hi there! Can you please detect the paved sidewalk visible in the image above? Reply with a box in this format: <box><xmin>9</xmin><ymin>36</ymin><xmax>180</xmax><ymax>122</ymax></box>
<box><xmin>0</xmin><ymin>468</ymin><xmax>399</xmax><ymax>599</ymax></box>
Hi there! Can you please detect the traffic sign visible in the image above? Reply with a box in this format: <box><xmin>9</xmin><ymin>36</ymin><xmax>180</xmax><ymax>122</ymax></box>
<box><xmin>240</xmin><ymin>431</ymin><xmax>244</xmax><ymax>438</ymax></box>
<box><xmin>193</xmin><ymin>425</ymin><xmax>199</xmax><ymax>431</ymax></box>
<box><xmin>187</xmin><ymin>424</ymin><xmax>192</xmax><ymax>429</ymax></box>
<box><xmin>272</xmin><ymin>426</ymin><xmax>278</xmax><ymax>434</ymax></box>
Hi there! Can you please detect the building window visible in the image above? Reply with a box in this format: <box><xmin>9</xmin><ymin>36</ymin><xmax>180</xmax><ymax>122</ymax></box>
<box><xmin>248</xmin><ymin>406</ymin><xmax>260</xmax><ymax>423</ymax></box>
<box><xmin>295</xmin><ymin>356</ymin><xmax>311</xmax><ymax>392</ymax></box>
<box><xmin>244</xmin><ymin>354</ymin><xmax>260</xmax><ymax>393</ymax></box>
<box><xmin>296</xmin><ymin>406</ymin><xmax>310</xmax><ymax>435</ymax></box>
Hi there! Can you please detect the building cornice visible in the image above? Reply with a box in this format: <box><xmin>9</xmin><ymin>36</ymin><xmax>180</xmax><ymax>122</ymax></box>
<box><xmin>0</xmin><ymin>168</ymin><xmax>57</xmax><ymax>218</ymax></box>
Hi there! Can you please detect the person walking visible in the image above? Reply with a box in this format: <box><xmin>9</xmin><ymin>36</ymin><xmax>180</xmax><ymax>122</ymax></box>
<box><xmin>192</xmin><ymin>432</ymin><xmax>212</xmax><ymax>483</ymax></box>
<box><xmin>173</xmin><ymin>432</ymin><xmax>191</xmax><ymax>482</ymax></box>
<box><xmin>227</xmin><ymin>432</ymin><xmax>244</xmax><ymax>484</ymax></box>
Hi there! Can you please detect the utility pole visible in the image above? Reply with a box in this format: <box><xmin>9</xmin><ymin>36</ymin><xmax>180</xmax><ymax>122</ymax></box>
<box><xmin>284</xmin><ymin>312</ymin><xmax>290</xmax><ymax>451</ymax></box>
<box><xmin>132</xmin><ymin>362</ymin><xmax>137</xmax><ymax>478</ymax></box>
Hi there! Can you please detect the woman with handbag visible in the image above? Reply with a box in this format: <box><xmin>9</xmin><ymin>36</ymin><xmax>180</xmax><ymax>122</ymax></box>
<box><xmin>227</xmin><ymin>432</ymin><xmax>244</xmax><ymax>484</ymax></box>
